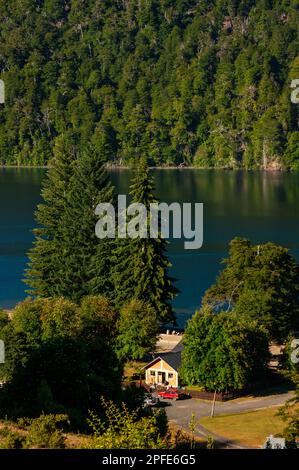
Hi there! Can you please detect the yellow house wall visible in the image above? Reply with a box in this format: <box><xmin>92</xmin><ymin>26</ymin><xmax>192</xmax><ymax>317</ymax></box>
<box><xmin>145</xmin><ymin>360</ymin><xmax>178</xmax><ymax>387</ymax></box>
<box><xmin>160</xmin><ymin>359</ymin><xmax>175</xmax><ymax>372</ymax></box>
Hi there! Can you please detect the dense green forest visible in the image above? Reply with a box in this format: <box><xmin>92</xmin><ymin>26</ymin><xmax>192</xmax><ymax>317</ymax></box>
<box><xmin>0</xmin><ymin>0</ymin><xmax>298</xmax><ymax>168</ymax></box>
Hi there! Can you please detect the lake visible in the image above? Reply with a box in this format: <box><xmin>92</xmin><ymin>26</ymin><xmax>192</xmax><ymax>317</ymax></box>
<box><xmin>1</xmin><ymin>168</ymin><xmax>299</xmax><ymax>326</ymax></box>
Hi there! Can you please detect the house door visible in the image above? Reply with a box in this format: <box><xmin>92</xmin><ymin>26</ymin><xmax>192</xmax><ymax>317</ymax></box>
<box><xmin>158</xmin><ymin>371</ymin><xmax>166</xmax><ymax>384</ymax></box>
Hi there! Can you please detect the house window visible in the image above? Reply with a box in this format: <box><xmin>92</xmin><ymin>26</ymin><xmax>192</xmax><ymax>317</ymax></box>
<box><xmin>158</xmin><ymin>371</ymin><xmax>163</xmax><ymax>375</ymax></box>
<box><xmin>168</xmin><ymin>373</ymin><xmax>174</xmax><ymax>379</ymax></box>
<box><xmin>150</xmin><ymin>371</ymin><xmax>155</xmax><ymax>376</ymax></box>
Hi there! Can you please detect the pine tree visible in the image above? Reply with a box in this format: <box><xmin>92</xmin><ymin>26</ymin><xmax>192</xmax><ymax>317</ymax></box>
<box><xmin>112</xmin><ymin>160</ymin><xmax>178</xmax><ymax>324</ymax></box>
<box><xmin>51</xmin><ymin>144</ymin><xmax>115</xmax><ymax>302</ymax></box>
<box><xmin>25</xmin><ymin>136</ymin><xmax>78</xmax><ymax>297</ymax></box>
<box><xmin>26</xmin><ymin>141</ymin><xmax>115</xmax><ymax>302</ymax></box>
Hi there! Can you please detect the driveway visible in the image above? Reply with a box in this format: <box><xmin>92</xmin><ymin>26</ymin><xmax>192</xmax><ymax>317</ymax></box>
<box><xmin>163</xmin><ymin>389</ymin><xmax>294</xmax><ymax>449</ymax></box>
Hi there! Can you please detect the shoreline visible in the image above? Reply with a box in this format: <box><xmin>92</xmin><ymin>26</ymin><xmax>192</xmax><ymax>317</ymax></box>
<box><xmin>0</xmin><ymin>164</ymin><xmax>292</xmax><ymax>172</ymax></box>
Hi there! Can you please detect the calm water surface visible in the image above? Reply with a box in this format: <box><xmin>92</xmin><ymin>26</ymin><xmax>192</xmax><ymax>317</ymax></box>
<box><xmin>1</xmin><ymin>168</ymin><xmax>299</xmax><ymax>326</ymax></box>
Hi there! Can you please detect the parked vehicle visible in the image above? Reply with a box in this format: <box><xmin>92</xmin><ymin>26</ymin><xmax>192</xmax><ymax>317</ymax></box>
<box><xmin>143</xmin><ymin>393</ymin><xmax>159</xmax><ymax>407</ymax></box>
<box><xmin>158</xmin><ymin>388</ymin><xmax>183</xmax><ymax>400</ymax></box>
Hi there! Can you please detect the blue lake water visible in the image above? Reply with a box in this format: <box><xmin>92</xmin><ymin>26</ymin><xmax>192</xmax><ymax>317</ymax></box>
<box><xmin>1</xmin><ymin>168</ymin><xmax>299</xmax><ymax>326</ymax></box>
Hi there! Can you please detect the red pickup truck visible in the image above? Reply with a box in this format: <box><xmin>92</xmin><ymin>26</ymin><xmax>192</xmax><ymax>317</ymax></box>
<box><xmin>158</xmin><ymin>389</ymin><xmax>183</xmax><ymax>400</ymax></box>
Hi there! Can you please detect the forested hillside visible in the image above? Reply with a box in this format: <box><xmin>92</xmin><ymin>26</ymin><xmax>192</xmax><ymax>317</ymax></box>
<box><xmin>0</xmin><ymin>0</ymin><xmax>298</xmax><ymax>168</ymax></box>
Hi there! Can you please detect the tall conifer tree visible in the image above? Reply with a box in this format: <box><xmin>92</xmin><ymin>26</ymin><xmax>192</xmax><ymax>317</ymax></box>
<box><xmin>26</xmin><ymin>141</ymin><xmax>115</xmax><ymax>301</ymax></box>
<box><xmin>25</xmin><ymin>136</ymin><xmax>78</xmax><ymax>296</ymax></box>
<box><xmin>57</xmin><ymin>145</ymin><xmax>115</xmax><ymax>301</ymax></box>
<box><xmin>112</xmin><ymin>160</ymin><xmax>178</xmax><ymax>324</ymax></box>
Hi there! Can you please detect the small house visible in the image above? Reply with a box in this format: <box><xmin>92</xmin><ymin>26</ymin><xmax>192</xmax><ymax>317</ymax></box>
<box><xmin>143</xmin><ymin>352</ymin><xmax>181</xmax><ymax>388</ymax></box>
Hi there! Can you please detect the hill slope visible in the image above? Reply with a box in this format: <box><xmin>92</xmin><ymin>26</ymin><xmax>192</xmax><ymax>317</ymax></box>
<box><xmin>0</xmin><ymin>0</ymin><xmax>298</xmax><ymax>168</ymax></box>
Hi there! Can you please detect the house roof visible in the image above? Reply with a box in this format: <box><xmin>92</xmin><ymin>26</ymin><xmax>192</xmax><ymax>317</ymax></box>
<box><xmin>143</xmin><ymin>351</ymin><xmax>181</xmax><ymax>372</ymax></box>
<box><xmin>155</xmin><ymin>333</ymin><xmax>183</xmax><ymax>353</ymax></box>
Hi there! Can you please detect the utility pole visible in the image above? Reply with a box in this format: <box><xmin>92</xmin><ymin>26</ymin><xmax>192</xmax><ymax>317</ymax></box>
<box><xmin>211</xmin><ymin>390</ymin><xmax>217</xmax><ymax>417</ymax></box>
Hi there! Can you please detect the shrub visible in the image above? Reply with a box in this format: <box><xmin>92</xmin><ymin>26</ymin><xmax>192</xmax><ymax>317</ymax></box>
<box><xmin>87</xmin><ymin>398</ymin><xmax>169</xmax><ymax>449</ymax></box>
<box><xmin>0</xmin><ymin>427</ymin><xmax>24</xmax><ymax>449</ymax></box>
<box><xmin>23</xmin><ymin>414</ymin><xmax>69</xmax><ymax>449</ymax></box>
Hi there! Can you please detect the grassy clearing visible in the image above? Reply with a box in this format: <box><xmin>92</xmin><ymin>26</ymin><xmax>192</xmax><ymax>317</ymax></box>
<box><xmin>123</xmin><ymin>360</ymin><xmax>147</xmax><ymax>380</ymax></box>
<box><xmin>200</xmin><ymin>406</ymin><xmax>286</xmax><ymax>448</ymax></box>
<box><xmin>0</xmin><ymin>419</ymin><xmax>91</xmax><ymax>449</ymax></box>
<box><xmin>185</xmin><ymin>385</ymin><xmax>205</xmax><ymax>392</ymax></box>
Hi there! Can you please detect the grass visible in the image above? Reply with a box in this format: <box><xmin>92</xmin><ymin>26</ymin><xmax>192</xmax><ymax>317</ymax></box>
<box><xmin>0</xmin><ymin>420</ymin><xmax>90</xmax><ymax>449</ymax></box>
<box><xmin>123</xmin><ymin>360</ymin><xmax>147</xmax><ymax>380</ymax></box>
<box><xmin>200</xmin><ymin>406</ymin><xmax>286</xmax><ymax>448</ymax></box>
<box><xmin>185</xmin><ymin>385</ymin><xmax>205</xmax><ymax>392</ymax></box>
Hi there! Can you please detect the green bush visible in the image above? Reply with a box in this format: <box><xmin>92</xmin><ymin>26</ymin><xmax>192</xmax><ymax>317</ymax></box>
<box><xmin>87</xmin><ymin>398</ymin><xmax>169</xmax><ymax>449</ymax></box>
<box><xmin>0</xmin><ymin>427</ymin><xmax>24</xmax><ymax>449</ymax></box>
<box><xmin>22</xmin><ymin>414</ymin><xmax>69</xmax><ymax>449</ymax></box>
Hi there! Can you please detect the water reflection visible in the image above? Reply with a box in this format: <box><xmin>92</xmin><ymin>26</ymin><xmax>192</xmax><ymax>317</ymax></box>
<box><xmin>1</xmin><ymin>168</ymin><xmax>299</xmax><ymax>326</ymax></box>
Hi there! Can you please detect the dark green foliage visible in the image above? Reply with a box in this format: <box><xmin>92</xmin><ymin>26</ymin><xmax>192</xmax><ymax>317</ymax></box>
<box><xmin>25</xmin><ymin>136</ymin><xmax>78</xmax><ymax>297</ymax></box>
<box><xmin>12</xmin><ymin>299</ymin><xmax>43</xmax><ymax>345</ymax></box>
<box><xmin>0</xmin><ymin>1</ymin><xmax>297</xmax><ymax>168</ymax></box>
<box><xmin>79</xmin><ymin>295</ymin><xmax>118</xmax><ymax>342</ymax></box>
<box><xmin>278</xmin><ymin>368</ymin><xmax>299</xmax><ymax>448</ymax></box>
<box><xmin>112</xmin><ymin>161</ymin><xmax>178</xmax><ymax>324</ymax></box>
<box><xmin>116</xmin><ymin>299</ymin><xmax>159</xmax><ymax>360</ymax></box>
<box><xmin>26</xmin><ymin>142</ymin><xmax>115</xmax><ymax>302</ymax></box>
<box><xmin>0</xmin><ymin>297</ymin><xmax>121</xmax><ymax>428</ymax></box>
<box><xmin>153</xmin><ymin>408</ymin><xmax>169</xmax><ymax>439</ymax></box>
<box><xmin>0</xmin><ymin>310</ymin><xmax>8</xmax><ymax>330</ymax></box>
<box><xmin>0</xmin><ymin>323</ymin><xmax>33</xmax><ymax>384</ymax></box>
<box><xmin>203</xmin><ymin>237</ymin><xmax>299</xmax><ymax>342</ymax></box>
<box><xmin>55</xmin><ymin>145</ymin><xmax>115</xmax><ymax>302</ymax></box>
<box><xmin>180</xmin><ymin>308</ymin><xmax>270</xmax><ymax>392</ymax></box>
